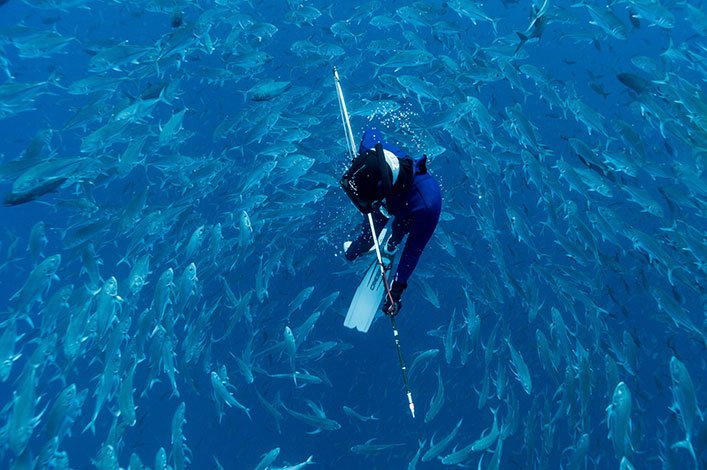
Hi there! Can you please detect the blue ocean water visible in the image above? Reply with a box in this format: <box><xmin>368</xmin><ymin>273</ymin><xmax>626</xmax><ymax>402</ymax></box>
<box><xmin>0</xmin><ymin>0</ymin><xmax>705</xmax><ymax>468</ymax></box>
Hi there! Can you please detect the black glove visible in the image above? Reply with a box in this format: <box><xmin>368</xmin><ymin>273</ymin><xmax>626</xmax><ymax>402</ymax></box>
<box><xmin>382</xmin><ymin>281</ymin><xmax>407</xmax><ymax>316</ymax></box>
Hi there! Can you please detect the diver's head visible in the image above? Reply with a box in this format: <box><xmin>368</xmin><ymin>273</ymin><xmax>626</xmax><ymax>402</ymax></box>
<box><xmin>340</xmin><ymin>144</ymin><xmax>398</xmax><ymax>214</ymax></box>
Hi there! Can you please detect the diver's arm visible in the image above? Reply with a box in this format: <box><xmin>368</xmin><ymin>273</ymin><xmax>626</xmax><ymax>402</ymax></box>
<box><xmin>344</xmin><ymin>210</ymin><xmax>389</xmax><ymax>261</ymax></box>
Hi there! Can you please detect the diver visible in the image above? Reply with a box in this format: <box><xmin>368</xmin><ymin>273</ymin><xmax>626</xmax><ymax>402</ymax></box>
<box><xmin>340</xmin><ymin>127</ymin><xmax>442</xmax><ymax>316</ymax></box>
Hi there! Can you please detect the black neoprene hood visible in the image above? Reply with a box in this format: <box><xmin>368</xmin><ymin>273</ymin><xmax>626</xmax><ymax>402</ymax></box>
<box><xmin>340</xmin><ymin>144</ymin><xmax>392</xmax><ymax>214</ymax></box>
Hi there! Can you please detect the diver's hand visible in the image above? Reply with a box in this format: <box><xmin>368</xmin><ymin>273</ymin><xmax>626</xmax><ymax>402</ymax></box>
<box><xmin>382</xmin><ymin>281</ymin><xmax>406</xmax><ymax>316</ymax></box>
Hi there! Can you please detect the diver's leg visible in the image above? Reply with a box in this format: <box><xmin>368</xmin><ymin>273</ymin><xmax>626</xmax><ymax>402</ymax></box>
<box><xmin>393</xmin><ymin>210</ymin><xmax>439</xmax><ymax>284</ymax></box>
<box><xmin>387</xmin><ymin>216</ymin><xmax>412</xmax><ymax>251</ymax></box>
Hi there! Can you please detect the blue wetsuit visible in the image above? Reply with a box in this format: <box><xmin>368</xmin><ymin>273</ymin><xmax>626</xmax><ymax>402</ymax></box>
<box><xmin>345</xmin><ymin>128</ymin><xmax>442</xmax><ymax>286</ymax></box>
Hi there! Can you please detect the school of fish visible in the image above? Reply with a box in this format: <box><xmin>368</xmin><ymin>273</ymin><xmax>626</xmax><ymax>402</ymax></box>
<box><xmin>0</xmin><ymin>0</ymin><xmax>705</xmax><ymax>468</ymax></box>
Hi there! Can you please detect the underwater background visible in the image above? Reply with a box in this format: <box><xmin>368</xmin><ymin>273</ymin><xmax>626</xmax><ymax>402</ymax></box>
<box><xmin>0</xmin><ymin>0</ymin><xmax>705</xmax><ymax>468</ymax></box>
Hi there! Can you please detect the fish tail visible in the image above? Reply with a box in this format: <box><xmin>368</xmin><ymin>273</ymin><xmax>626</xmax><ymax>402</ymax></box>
<box><xmin>82</xmin><ymin>417</ymin><xmax>96</xmax><ymax>435</ymax></box>
<box><xmin>157</xmin><ymin>86</ymin><xmax>172</xmax><ymax>107</ymax></box>
<box><xmin>490</xmin><ymin>17</ymin><xmax>500</xmax><ymax>35</ymax></box>
<box><xmin>671</xmin><ymin>439</ymin><xmax>696</xmax><ymax>464</ymax></box>
<box><xmin>515</xmin><ymin>32</ymin><xmax>528</xmax><ymax>54</ymax></box>
<box><xmin>43</xmin><ymin>68</ymin><xmax>63</xmax><ymax>89</ymax></box>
